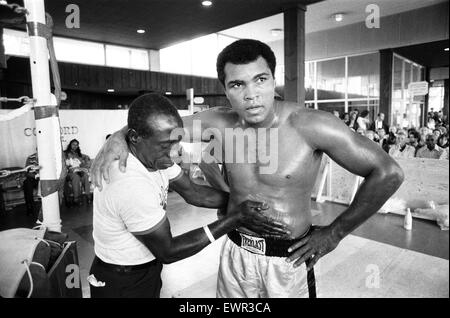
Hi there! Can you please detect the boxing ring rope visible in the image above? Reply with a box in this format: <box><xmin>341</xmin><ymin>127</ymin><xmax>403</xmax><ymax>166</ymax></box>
<box><xmin>1</xmin><ymin>0</ymin><xmax>64</xmax><ymax>232</ymax></box>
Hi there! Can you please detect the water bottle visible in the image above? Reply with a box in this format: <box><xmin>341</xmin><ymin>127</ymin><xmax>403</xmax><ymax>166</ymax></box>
<box><xmin>404</xmin><ymin>208</ymin><xmax>412</xmax><ymax>231</ymax></box>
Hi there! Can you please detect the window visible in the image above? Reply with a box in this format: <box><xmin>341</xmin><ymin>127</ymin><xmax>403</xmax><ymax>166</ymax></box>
<box><xmin>391</xmin><ymin>53</ymin><xmax>425</xmax><ymax>129</ymax></box>
<box><xmin>3</xmin><ymin>28</ymin><xmax>149</xmax><ymax>70</ymax></box>
<box><xmin>305</xmin><ymin>52</ymin><xmax>380</xmax><ymax>115</ymax></box>
<box><xmin>55</xmin><ymin>37</ymin><xmax>104</xmax><ymax>65</ymax></box>
<box><xmin>105</xmin><ymin>45</ymin><xmax>149</xmax><ymax>70</ymax></box>
<box><xmin>317</xmin><ymin>58</ymin><xmax>345</xmax><ymax>100</ymax></box>
<box><xmin>347</xmin><ymin>53</ymin><xmax>379</xmax><ymax>99</ymax></box>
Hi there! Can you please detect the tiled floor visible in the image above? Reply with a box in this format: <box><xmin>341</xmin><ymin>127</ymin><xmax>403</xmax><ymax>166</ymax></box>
<box><xmin>0</xmin><ymin>192</ymin><xmax>448</xmax><ymax>298</ymax></box>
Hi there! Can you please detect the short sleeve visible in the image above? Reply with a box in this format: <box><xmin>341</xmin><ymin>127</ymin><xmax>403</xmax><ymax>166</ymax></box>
<box><xmin>164</xmin><ymin>163</ymin><xmax>183</xmax><ymax>181</ymax></box>
<box><xmin>114</xmin><ymin>179</ymin><xmax>167</xmax><ymax>233</ymax></box>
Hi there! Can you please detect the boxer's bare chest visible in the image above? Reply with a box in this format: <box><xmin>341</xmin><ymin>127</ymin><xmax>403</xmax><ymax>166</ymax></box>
<box><xmin>218</xmin><ymin>120</ymin><xmax>322</xmax><ymax>193</ymax></box>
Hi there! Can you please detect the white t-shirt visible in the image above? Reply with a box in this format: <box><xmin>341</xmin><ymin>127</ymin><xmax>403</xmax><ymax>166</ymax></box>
<box><xmin>93</xmin><ymin>154</ymin><xmax>182</xmax><ymax>265</ymax></box>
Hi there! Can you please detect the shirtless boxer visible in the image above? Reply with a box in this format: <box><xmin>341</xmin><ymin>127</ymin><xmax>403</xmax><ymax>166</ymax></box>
<box><xmin>91</xmin><ymin>39</ymin><xmax>404</xmax><ymax>298</ymax></box>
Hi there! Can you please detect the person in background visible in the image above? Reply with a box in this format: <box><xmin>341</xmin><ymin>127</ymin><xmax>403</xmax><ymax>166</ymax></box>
<box><xmin>370</xmin><ymin>113</ymin><xmax>389</xmax><ymax>134</ymax></box>
<box><xmin>364</xmin><ymin>130</ymin><xmax>377</xmax><ymax>142</ymax></box>
<box><xmin>416</xmin><ymin>134</ymin><xmax>442</xmax><ymax>159</ymax></box>
<box><xmin>437</xmin><ymin>134</ymin><xmax>449</xmax><ymax>160</ymax></box>
<box><xmin>64</xmin><ymin>139</ymin><xmax>92</xmax><ymax>205</ymax></box>
<box><xmin>388</xmin><ymin>130</ymin><xmax>416</xmax><ymax>159</ymax></box>
<box><xmin>376</xmin><ymin>128</ymin><xmax>388</xmax><ymax>150</ymax></box>
<box><xmin>384</xmin><ymin>132</ymin><xmax>397</xmax><ymax>154</ymax></box>
<box><xmin>347</xmin><ymin>111</ymin><xmax>359</xmax><ymax>131</ymax></box>
<box><xmin>407</xmin><ymin>129</ymin><xmax>421</xmax><ymax>155</ymax></box>
<box><xmin>341</xmin><ymin>113</ymin><xmax>350</xmax><ymax>126</ymax></box>
<box><xmin>432</xmin><ymin>128</ymin><xmax>442</xmax><ymax>140</ymax></box>
<box><xmin>22</xmin><ymin>152</ymin><xmax>39</xmax><ymax>216</ymax></box>
<box><xmin>356</xmin><ymin>110</ymin><xmax>370</xmax><ymax>132</ymax></box>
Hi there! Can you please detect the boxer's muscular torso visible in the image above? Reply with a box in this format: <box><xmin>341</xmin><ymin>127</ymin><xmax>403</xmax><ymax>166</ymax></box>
<box><xmin>185</xmin><ymin>102</ymin><xmax>324</xmax><ymax>239</ymax></box>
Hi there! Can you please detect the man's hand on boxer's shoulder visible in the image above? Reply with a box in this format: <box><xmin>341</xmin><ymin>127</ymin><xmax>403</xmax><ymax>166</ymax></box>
<box><xmin>90</xmin><ymin>130</ymin><xmax>129</xmax><ymax>191</ymax></box>
<box><xmin>286</xmin><ymin>225</ymin><xmax>340</xmax><ymax>270</ymax></box>
<box><xmin>236</xmin><ymin>200</ymin><xmax>291</xmax><ymax>239</ymax></box>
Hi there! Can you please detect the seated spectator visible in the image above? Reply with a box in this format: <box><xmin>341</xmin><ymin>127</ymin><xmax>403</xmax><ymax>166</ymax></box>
<box><xmin>437</xmin><ymin>126</ymin><xmax>447</xmax><ymax>136</ymax></box>
<box><xmin>347</xmin><ymin>111</ymin><xmax>359</xmax><ymax>131</ymax></box>
<box><xmin>22</xmin><ymin>152</ymin><xmax>39</xmax><ymax>216</ymax></box>
<box><xmin>438</xmin><ymin>134</ymin><xmax>449</xmax><ymax>160</ymax></box>
<box><xmin>384</xmin><ymin>132</ymin><xmax>397</xmax><ymax>154</ymax></box>
<box><xmin>417</xmin><ymin>127</ymin><xmax>431</xmax><ymax>151</ymax></box>
<box><xmin>389</xmin><ymin>125</ymin><xmax>398</xmax><ymax>135</ymax></box>
<box><xmin>364</xmin><ymin>130</ymin><xmax>377</xmax><ymax>142</ymax></box>
<box><xmin>64</xmin><ymin>139</ymin><xmax>92</xmax><ymax>205</ymax></box>
<box><xmin>433</xmin><ymin>128</ymin><xmax>442</xmax><ymax>140</ymax></box>
<box><xmin>376</xmin><ymin>128</ymin><xmax>388</xmax><ymax>149</ymax></box>
<box><xmin>389</xmin><ymin>130</ymin><xmax>416</xmax><ymax>159</ymax></box>
<box><xmin>342</xmin><ymin>112</ymin><xmax>350</xmax><ymax>126</ymax></box>
<box><xmin>356</xmin><ymin>128</ymin><xmax>365</xmax><ymax>135</ymax></box>
<box><xmin>332</xmin><ymin>110</ymin><xmax>340</xmax><ymax>118</ymax></box>
<box><xmin>416</xmin><ymin>134</ymin><xmax>442</xmax><ymax>159</ymax></box>
<box><xmin>407</xmin><ymin>129</ymin><xmax>420</xmax><ymax>150</ymax></box>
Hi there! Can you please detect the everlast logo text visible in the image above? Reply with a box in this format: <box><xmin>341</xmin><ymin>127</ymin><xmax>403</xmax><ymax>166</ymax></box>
<box><xmin>240</xmin><ymin>233</ymin><xmax>266</xmax><ymax>255</ymax></box>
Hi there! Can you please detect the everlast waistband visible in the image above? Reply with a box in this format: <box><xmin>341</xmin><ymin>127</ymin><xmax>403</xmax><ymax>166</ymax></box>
<box><xmin>227</xmin><ymin>226</ymin><xmax>312</xmax><ymax>258</ymax></box>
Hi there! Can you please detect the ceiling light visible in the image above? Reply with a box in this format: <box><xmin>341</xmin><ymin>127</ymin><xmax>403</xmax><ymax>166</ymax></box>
<box><xmin>270</xmin><ymin>28</ymin><xmax>283</xmax><ymax>37</ymax></box>
<box><xmin>445</xmin><ymin>47</ymin><xmax>449</xmax><ymax>51</ymax></box>
<box><xmin>165</xmin><ymin>91</ymin><xmax>172</xmax><ymax>95</ymax></box>
<box><xmin>107</xmin><ymin>89</ymin><xmax>114</xmax><ymax>92</ymax></box>
<box><xmin>137</xmin><ymin>29</ymin><xmax>145</xmax><ymax>34</ymax></box>
<box><xmin>202</xmin><ymin>1</ymin><xmax>212</xmax><ymax>7</ymax></box>
<box><xmin>333</xmin><ymin>13</ymin><xmax>344</xmax><ymax>22</ymax></box>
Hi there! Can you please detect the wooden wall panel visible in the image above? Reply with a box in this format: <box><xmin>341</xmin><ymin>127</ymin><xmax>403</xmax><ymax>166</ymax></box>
<box><xmin>1</xmin><ymin>56</ymin><xmax>226</xmax><ymax>110</ymax></box>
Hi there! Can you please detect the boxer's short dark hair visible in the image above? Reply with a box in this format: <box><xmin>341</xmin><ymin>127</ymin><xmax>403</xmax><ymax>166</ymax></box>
<box><xmin>128</xmin><ymin>93</ymin><xmax>182</xmax><ymax>138</ymax></box>
<box><xmin>216</xmin><ymin>39</ymin><xmax>276</xmax><ymax>86</ymax></box>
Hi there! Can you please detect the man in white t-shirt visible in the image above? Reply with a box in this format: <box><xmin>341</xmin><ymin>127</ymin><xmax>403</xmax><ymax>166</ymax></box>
<box><xmin>89</xmin><ymin>93</ymin><xmax>289</xmax><ymax>298</ymax></box>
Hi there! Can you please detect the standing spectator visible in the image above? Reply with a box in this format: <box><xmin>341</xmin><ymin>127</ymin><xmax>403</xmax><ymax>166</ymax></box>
<box><xmin>427</xmin><ymin>117</ymin><xmax>436</xmax><ymax>130</ymax></box>
<box><xmin>401</xmin><ymin>113</ymin><xmax>409</xmax><ymax>130</ymax></box>
<box><xmin>416</xmin><ymin>134</ymin><xmax>442</xmax><ymax>159</ymax></box>
<box><xmin>356</xmin><ymin>110</ymin><xmax>370</xmax><ymax>132</ymax></box>
<box><xmin>370</xmin><ymin>113</ymin><xmax>389</xmax><ymax>134</ymax></box>
<box><xmin>64</xmin><ymin>139</ymin><xmax>92</xmax><ymax>205</ymax></box>
<box><xmin>389</xmin><ymin>130</ymin><xmax>416</xmax><ymax>159</ymax></box>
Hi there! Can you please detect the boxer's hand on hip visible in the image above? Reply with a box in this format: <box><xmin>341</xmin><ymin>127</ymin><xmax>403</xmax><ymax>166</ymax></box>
<box><xmin>286</xmin><ymin>225</ymin><xmax>340</xmax><ymax>269</ymax></box>
<box><xmin>236</xmin><ymin>200</ymin><xmax>291</xmax><ymax>239</ymax></box>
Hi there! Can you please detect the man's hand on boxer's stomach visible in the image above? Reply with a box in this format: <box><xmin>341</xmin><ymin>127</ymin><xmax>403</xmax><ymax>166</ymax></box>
<box><xmin>91</xmin><ymin>129</ymin><xmax>129</xmax><ymax>191</ymax></box>
<box><xmin>236</xmin><ymin>200</ymin><xmax>291</xmax><ymax>239</ymax></box>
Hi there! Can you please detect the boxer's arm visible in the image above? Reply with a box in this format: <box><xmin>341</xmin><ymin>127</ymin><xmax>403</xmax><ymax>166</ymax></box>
<box><xmin>133</xmin><ymin>200</ymin><xmax>273</xmax><ymax>264</ymax></box>
<box><xmin>287</xmin><ymin>110</ymin><xmax>404</xmax><ymax>268</ymax></box>
<box><xmin>182</xmin><ymin>107</ymin><xmax>232</xmax><ymax>142</ymax></box>
<box><xmin>169</xmin><ymin>172</ymin><xmax>229</xmax><ymax>208</ymax></box>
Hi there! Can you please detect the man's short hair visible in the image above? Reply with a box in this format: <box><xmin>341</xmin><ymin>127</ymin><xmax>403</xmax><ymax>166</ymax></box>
<box><xmin>216</xmin><ymin>39</ymin><xmax>276</xmax><ymax>86</ymax></box>
<box><xmin>128</xmin><ymin>93</ymin><xmax>182</xmax><ymax>138</ymax></box>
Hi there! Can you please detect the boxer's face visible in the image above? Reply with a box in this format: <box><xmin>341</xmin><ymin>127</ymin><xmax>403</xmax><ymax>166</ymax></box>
<box><xmin>223</xmin><ymin>56</ymin><xmax>276</xmax><ymax>125</ymax></box>
<box><xmin>139</xmin><ymin>115</ymin><xmax>183</xmax><ymax>170</ymax></box>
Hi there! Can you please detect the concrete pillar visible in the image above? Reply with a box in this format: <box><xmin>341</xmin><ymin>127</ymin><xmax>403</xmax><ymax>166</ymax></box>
<box><xmin>283</xmin><ymin>4</ymin><xmax>306</xmax><ymax>105</ymax></box>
